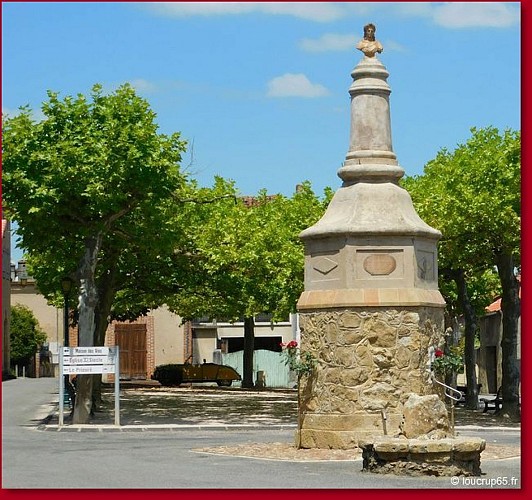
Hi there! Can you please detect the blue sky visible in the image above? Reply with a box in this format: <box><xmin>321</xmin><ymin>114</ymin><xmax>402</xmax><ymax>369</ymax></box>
<box><xmin>2</xmin><ymin>2</ymin><xmax>521</xmax><ymax>262</ymax></box>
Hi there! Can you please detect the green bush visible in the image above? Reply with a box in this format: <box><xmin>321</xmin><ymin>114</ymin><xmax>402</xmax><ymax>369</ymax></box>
<box><xmin>10</xmin><ymin>304</ymin><xmax>47</xmax><ymax>366</ymax></box>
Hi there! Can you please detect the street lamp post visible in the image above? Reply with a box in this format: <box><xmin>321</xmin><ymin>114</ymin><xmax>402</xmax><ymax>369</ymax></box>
<box><xmin>61</xmin><ymin>277</ymin><xmax>75</xmax><ymax>410</ymax></box>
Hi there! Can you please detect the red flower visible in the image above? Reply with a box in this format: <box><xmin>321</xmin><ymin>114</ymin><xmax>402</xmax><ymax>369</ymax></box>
<box><xmin>283</xmin><ymin>340</ymin><xmax>298</xmax><ymax>349</ymax></box>
<box><xmin>434</xmin><ymin>348</ymin><xmax>444</xmax><ymax>358</ymax></box>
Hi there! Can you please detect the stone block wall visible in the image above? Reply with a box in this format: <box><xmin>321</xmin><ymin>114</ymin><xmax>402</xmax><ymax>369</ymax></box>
<box><xmin>360</xmin><ymin>437</ymin><xmax>485</xmax><ymax>476</ymax></box>
<box><xmin>297</xmin><ymin>306</ymin><xmax>444</xmax><ymax>449</ymax></box>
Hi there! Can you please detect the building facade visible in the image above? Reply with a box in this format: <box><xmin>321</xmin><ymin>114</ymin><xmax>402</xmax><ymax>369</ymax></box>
<box><xmin>2</xmin><ymin>219</ymin><xmax>11</xmax><ymax>376</ymax></box>
<box><xmin>9</xmin><ymin>278</ymin><xmax>296</xmax><ymax>386</ymax></box>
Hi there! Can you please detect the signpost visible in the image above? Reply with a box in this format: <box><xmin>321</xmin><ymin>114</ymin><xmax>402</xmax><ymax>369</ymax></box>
<box><xmin>59</xmin><ymin>346</ymin><xmax>120</xmax><ymax>427</ymax></box>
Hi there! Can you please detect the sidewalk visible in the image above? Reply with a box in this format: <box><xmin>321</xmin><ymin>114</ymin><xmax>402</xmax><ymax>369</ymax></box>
<box><xmin>38</xmin><ymin>379</ymin><xmax>521</xmax><ymax>434</ymax></box>
<box><xmin>41</xmin><ymin>380</ymin><xmax>298</xmax><ymax>431</ymax></box>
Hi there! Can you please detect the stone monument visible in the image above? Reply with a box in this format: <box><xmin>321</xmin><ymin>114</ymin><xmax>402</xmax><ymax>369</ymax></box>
<box><xmin>296</xmin><ymin>24</ymin><xmax>447</xmax><ymax>449</ymax></box>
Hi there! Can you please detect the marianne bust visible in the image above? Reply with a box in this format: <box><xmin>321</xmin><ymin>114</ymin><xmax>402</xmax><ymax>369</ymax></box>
<box><xmin>356</xmin><ymin>23</ymin><xmax>383</xmax><ymax>58</ymax></box>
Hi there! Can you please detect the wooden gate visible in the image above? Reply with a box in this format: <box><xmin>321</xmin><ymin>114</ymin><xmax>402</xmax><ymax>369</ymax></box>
<box><xmin>115</xmin><ymin>323</ymin><xmax>147</xmax><ymax>379</ymax></box>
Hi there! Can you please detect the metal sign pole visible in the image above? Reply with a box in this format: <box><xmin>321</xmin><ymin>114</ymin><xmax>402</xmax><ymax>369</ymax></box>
<box><xmin>58</xmin><ymin>348</ymin><xmax>64</xmax><ymax>427</ymax></box>
<box><xmin>114</xmin><ymin>346</ymin><xmax>120</xmax><ymax>426</ymax></box>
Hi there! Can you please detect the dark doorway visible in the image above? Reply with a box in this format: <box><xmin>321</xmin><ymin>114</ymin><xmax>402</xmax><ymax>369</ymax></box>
<box><xmin>225</xmin><ymin>336</ymin><xmax>282</xmax><ymax>353</ymax></box>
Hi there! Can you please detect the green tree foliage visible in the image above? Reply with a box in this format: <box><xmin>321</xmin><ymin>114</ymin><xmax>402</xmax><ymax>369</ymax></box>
<box><xmin>168</xmin><ymin>180</ymin><xmax>331</xmax><ymax>322</ymax></box>
<box><xmin>167</xmin><ymin>180</ymin><xmax>331</xmax><ymax>386</ymax></box>
<box><xmin>2</xmin><ymin>84</ymin><xmax>188</xmax><ymax>422</ymax></box>
<box><xmin>10</xmin><ymin>304</ymin><xmax>47</xmax><ymax>367</ymax></box>
<box><xmin>402</xmin><ymin>127</ymin><xmax>520</xmax><ymax>418</ymax></box>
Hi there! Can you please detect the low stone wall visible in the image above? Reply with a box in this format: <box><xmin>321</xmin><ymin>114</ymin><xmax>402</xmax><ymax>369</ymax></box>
<box><xmin>359</xmin><ymin>437</ymin><xmax>486</xmax><ymax>476</ymax></box>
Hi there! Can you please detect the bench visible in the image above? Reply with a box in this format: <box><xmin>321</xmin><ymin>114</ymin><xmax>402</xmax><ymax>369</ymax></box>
<box><xmin>456</xmin><ymin>384</ymin><xmax>482</xmax><ymax>406</ymax></box>
<box><xmin>481</xmin><ymin>387</ymin><xmax>503</xmax><ymax>413</ymax></box>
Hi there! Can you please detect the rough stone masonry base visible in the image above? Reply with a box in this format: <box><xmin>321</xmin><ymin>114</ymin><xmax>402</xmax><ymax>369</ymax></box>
<box><xmin>297</xmin><ymin>306</ymin><xmax>444</xmax><ymax>449</ymax></box>
<box><xmin>359</xmin><ymin>437</ymin><xmax>486</xmax><ymax>476</ymax></box>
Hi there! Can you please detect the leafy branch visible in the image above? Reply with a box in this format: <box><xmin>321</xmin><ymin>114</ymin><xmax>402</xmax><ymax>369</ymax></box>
<box><xmin>280</xmin><ymin>340</ymin><xmax>317</xmax><ymax>377</ymax></box>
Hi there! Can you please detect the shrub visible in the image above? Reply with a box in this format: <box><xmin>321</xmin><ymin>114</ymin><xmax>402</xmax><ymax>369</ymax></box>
<box><xmin>10</xmin><ymin>304</ymin><xmax>47</xmax><ymax>366</ymax></box>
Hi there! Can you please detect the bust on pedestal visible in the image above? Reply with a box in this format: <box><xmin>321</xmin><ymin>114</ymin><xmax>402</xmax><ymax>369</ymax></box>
<box><xmin>296</xmin><ymin>24</ymin><xmax>446</xmax><ymax>450</ymax></box>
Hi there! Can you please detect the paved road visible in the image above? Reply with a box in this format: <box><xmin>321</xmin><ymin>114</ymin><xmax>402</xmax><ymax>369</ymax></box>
<box><xmin>1</xmin><ymin>377</ymin><xmax>521</xmax><ymax>489</ymax></box>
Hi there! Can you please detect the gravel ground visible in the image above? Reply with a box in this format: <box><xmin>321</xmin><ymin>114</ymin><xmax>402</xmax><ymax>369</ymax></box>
<box><xmin>193</xmin><ymin>441</ymin><xmax>519</xmax><ymax>462</ymax></box>
<box><xmin>116</xmin><ymin>385</ymin><xmax>521</xmax><ymax>462</ymax></box>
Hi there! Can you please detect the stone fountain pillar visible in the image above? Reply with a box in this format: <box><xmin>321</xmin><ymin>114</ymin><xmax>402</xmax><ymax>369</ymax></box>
<box><xmin>296</xmin><ymin>25</ymin><xmax>446</xmax><ymax>449</ymax></box>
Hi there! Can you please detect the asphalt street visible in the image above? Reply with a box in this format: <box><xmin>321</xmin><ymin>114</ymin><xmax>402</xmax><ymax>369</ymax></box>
<box><xmin>1</xmin><ymin>377</ymin><xmax>521</xmax><ymax>490</ymax></box>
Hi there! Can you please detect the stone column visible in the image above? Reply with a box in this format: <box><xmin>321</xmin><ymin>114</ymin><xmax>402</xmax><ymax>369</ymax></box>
<box><xmin>296</xmin><ymin>30</ymin><xmax>446</xmax><ymax>450</ymax></box>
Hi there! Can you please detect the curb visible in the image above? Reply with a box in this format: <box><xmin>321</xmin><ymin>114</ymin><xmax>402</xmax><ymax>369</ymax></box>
<box><xmin>37</xmin><ymin>413</ymin><xmax>519</xmax><ymax>434</ymax></box>
<box><xmin>455</xmin><ymin>425</ymin><xmax>521</xmax><ymax>433</ymax></box>
<box><xmin>36</xmin><ymin>403</ymin><xmax>521</xmax><ymax>434</ymax></box>
<box><xmin>36</xmin><ymin>406</ymin><xmax>297</xmax><ymax>432</ymax></box>
<box><xmin>37</xmin><ymin>420</ymin><xmax>298</xmax><ymax>432</ymax></box>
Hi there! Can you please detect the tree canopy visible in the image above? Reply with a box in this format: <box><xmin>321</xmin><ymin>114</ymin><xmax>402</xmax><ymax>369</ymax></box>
<box><xmin>167</xmin><ymin>180</ymin><xmax>331</xmax><ymax>322</ymax></box>
<box><xmin>3</xmin><ymin>82</ymin><xmax>332</xmax><ymax>400</ymax></box>
<box><xmin>2</xmin><ymin>83</ymin><xmax>189</xmax><ymax>422</ymax></box>
<box><xmin>2</xmin><ymin>83</ymin><xmax>187</xmax><ymax>309</ymax></box>
<box><xmin>402</xmin><ymin>126</ymin><xmax>520</xmax><ymax>417</ymax></box>
<box><xmin>165</xmin><ymin>179</ymin><xmax>331</xmax><ymax>387</ymax></box>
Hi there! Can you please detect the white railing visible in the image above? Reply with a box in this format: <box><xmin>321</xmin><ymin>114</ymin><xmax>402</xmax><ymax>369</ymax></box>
<box><xmin>431</xmin><ymin>373</ymin><xmax>463</xmax><ymax>436</ymax></box>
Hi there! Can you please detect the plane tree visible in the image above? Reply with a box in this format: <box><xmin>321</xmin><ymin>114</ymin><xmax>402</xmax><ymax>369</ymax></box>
<box><xmin>167</xmin><ymin>180</ymin><xmax>331</xmax><ymax>387</ymax></box>
<box><xmin>402</xmin><ymin>127</ymin><xmax>520</xmax><ymax>418</ymax></box>
<box><xmin>2</xmin><ymin>84</ymin><xmax>188</xmax><ymax>422</ymax></box>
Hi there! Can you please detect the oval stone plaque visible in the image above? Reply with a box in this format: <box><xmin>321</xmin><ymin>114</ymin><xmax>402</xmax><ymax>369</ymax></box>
<box><xmin>363</xmin><ymin>254</ymin><xmax>396</xmax><ymax>276</ymax></box>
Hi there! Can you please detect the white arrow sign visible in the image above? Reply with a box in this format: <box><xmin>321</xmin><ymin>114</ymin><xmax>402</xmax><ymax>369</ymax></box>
<box><xmin>63</xmin><ymin>365</ymin><xmax>116</xmax><ymax>374</ymax></box>
<box><xmin>63</xmin><ymin>346</ymin><xmax>115</xmax><ymax>356</ymax></box>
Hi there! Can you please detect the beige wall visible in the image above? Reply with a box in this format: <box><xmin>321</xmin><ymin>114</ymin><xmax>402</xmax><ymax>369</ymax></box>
<box><xmin>11</xmin><ymin>283</ymin><xmax>63</xmax><ymax>363</ymax></box>
<box><xmin>216</xmin><ymin>322</ymin><xmax>293</xmax><ymax>340</ymax></box>
<box><xmin>2</xmin><ymin>220</ymin><xmax>11</xmax><ymax>373</ymax></box>
<box><xmin>10</xmin><ymin>286</ymin><xmax>187</xmax><ymax>373</ymax></box>
<box><xmin>193</xmin><ymin>329</ymin><xmax>217</xmax><ymax>364</ymax></box>
<box><xmin>9</xmin><ymin>284</ymin><xmax>299</xmax><ymax>376</ymax></box>
<box><xmin>150</xmin><ymin>306</ymin><xmax>185</xmax><ymax>366</ymax></box>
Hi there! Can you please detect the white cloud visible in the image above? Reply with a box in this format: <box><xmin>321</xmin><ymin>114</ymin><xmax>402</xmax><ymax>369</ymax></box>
<box><xmin>299</xmin><ymin>33</ymin><xmax>406</xmax><ymax>54</ymax></box>
<box><xmin>144</xmin><ymin>2</ymin><xmax>520</xmax><ymax>29</ymax></box>
<box><xmin>267</xmin><ymin>73</ymin><xmax>329</xmax><ymax>98</ymax></box>
<box><xmin>299</xmin><ymin>33</ymin><xmax>357</xmax><ymax>52</ymax></box>
<box><xmin>129</xmin><ymin>78</ymin><xmax>158</xmax><ymax>93</ymax></box>
<box><xmin>432</xmin><ymin>2</ymin><xmax>520</xmax><ymax>29</ymax></box>
<box><xmin>343</xmin><ymin>2</ymin><xmax>519</xmax><ymax>29</ymax></box>
<box><xmin>2</xmin><ymin>107</ymin><xmax>19</xmax><ymax>117</ymax></box>
<box><xmin>382</xmin><ymin>39</ymin><xmax>407</xmax><ymax>53</ymax></box>
<box><xmin>146</xmin><ymin>2</ymin><xmax>345</xmax><ymax>22</ymax></box>
<box><xmin>2</xmin><ymin>106</ymin><xmax>44</xmax><ymax>121</ymax></box>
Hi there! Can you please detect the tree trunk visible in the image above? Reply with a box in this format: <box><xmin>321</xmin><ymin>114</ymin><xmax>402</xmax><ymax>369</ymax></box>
<box><xmin>242</xmin><ymin>316</ymin><xmax>255</xmax><ymax>388</ymax></box>
<box><xmin>454</xmin><ymin>269</ymin><xmax>479</xmax><ymax>410</ymax></box>
<box><xmin>494</xmin><ymin>251</ymin><xmax>521</xmax><ymax>421</ymax></box>
<box><xmin>443</xmin><ymin>327</ymin><xmax>457</xmax><ymax>389</ymax></box>
<box><xmin>91</xmin><ymin>258</ymin><xmax>118</xmax><ymax>410</ymax></box>
<box><xmin>72</xmin><ymin>235</ymin><xmax>102</xmax><ymax>424</ymax></box>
